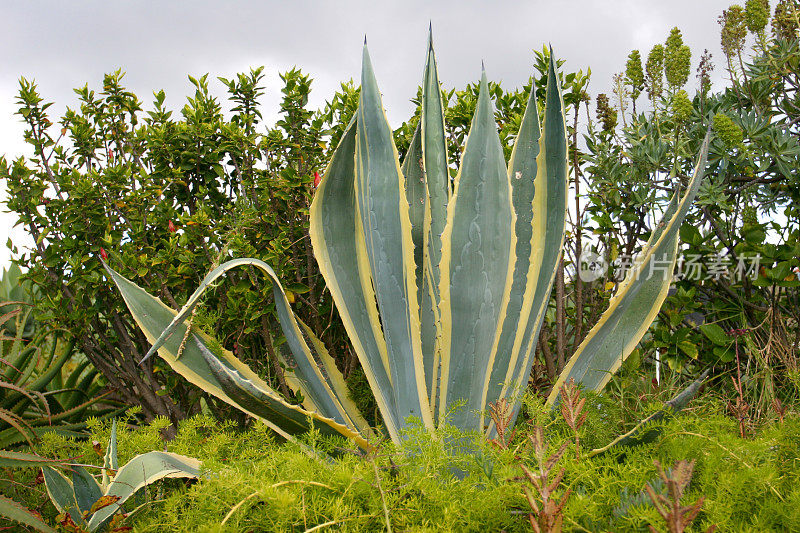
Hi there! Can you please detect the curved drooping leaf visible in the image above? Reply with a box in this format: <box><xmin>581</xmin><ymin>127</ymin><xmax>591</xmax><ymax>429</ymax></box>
<box><xmin>87</xmin><ymin>451</ymin><xmax>201</xmax><ymax>530</ymax></box>
<box><xmin>547</xmin><ymin>133</ymin><xmax>710</xmax><ymax>404</ymax></box>
<box><xmin>104</xmin><ymin>265</ymin><xmax>371</xmax><ymax>450</ymax></box>
<box><xmin>195</xmin><ymin>337</ymin><xmax>366</xmax><ymax>443</ymax></box>
<box><xmin>0</xmin><ymin>494</ymin><xmax>58</xmax><ymax>533</ymax></box>
<box><xmin>134</xmin><ymin>258</ymin><xmax>361</xmax><ymax>432</ymax></box>
<box><xmin>437</xmin><ymin>69</ymin><xmax>515</xmax><ymax>431</ymax></box>
<box><xmin>310</xmin><ymin>118</ymin><xmax>399</xmax><ymax>440</ymax></box>
<box><xmin>355</xmin><ymin>44</ymin><xmax>433</xmax><ymax>432</ymax></box>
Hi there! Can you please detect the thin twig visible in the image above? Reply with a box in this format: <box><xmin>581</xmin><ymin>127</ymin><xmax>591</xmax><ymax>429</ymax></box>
<box><xmin>371</xmin><ymin>456</ymin><xmax>393</xmax><ymax>533</ymax></box>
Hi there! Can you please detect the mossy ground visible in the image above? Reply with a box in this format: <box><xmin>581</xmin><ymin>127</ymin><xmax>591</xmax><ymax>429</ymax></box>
<box><xmin>2</xmin><ymin>386</ymin><xmax>799</xmax><ymax>532</ymax></box>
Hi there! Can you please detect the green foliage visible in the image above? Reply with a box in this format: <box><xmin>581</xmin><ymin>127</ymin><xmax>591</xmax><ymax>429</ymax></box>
<box><xmin>646</xmin><ymin>44</ymin><xmax>665</xmax><ymax>102</ymax></box>
<box><xmin>664</xmin><ymin>27</ymin><xmax>692</xmax><ymax>90</ymax></box>
<box><xmin>745</xmin><ymin>0</ymin><xmax>770</xmax><ymax>34</ymax></box>
<box><xmin>581</xmin><ymin>14</ymin><xmax>800</xmax><ymax>423</ymax></box>
<box><xmin>712</xmin><ymin>112</ymin><xmax>744</xmax><ymax>147</ymax></box>
<box><xmin>4</xmin><ymin>383</ymin><xmax>798</xmax><ymax>532</ymax></box>
<box><xmin>2</xmin><ymin>65</ymin><xmax>358</xmax><ymax>426</ymax></box>
<box><xmin>527</xmin><ymin>391</ymin><xmax>800</xmax><ymax>531</ymax></box>
<box><xmin>625</xmin><ymin>50</ymin><xmax>645</xmax><ymax>104</ymax></box>
<box><xmin>3</xmin><ymin>414</ymin><xmax>528</xmax><ymax>532</ymax></box>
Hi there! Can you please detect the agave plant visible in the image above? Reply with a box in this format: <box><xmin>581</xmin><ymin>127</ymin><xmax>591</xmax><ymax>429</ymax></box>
<box><xmin>106</xmin><ymin>33</ymin><xmax>709</xmax><ymax>448</ymax></box>
<box><xmin>0</xmin><ymin>420</ymin><xmax>201</xmax><ymax>532</ymax></box>
<box><xmin>1</xmin><ymin>295</ymin><xmax>119</xmax><ymax>449</ymax></box>
<box><xmin>1</xmin><ymin>263</ymin><xmax>38</xmax><ymax>340</ymax></box>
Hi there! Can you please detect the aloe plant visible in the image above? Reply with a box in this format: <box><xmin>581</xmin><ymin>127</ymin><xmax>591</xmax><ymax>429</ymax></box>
<box><xmin>106</xmin><ymin>32</ymin><xmax>709</xmax><ymax>447</ymax></box>
<box><xmin>0</xmin><ymin>263</ymin><xmax>38</xmax><ymax>338</ymax></box>
<box><xmin>1</xmin><ymin>289</ymin><xmax>120</xmax><ymax>449</ymax></box>
<box><xmin>0</xmin><ymin>421</ymin><xmax>201</xmax><ymax>532</ymax></box>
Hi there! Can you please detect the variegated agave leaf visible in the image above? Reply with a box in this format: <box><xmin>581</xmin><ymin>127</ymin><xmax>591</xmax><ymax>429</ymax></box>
<box><xmin>435</xmin><ymin>66</ymin><xmax>517</xmax><ymax>431</ymax></box>
<box><xmin>34</xmin><ymin>421</ymin><xmax>202</xmax><ymax>532</ymax></box>
<box><xmin>546</xmin><ymin>135</ymin><xmax>710</xmax><ymax>405</ymax></box>
<box><xmin>104</xmin><ymin>262</ymin><xmax>372</xmax><ymax>450</ymax></box>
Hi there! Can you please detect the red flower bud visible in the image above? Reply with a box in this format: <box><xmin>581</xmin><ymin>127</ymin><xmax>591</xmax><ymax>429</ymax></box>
<box><xmin>168</xmin><ymin>220</ymin><xmax>176</xmax><ymax>233</ymax></box>
<box><xmin>100</xmin><ymin>247</ymin><xmax>108</xmax><ymax>260</ymax></box>
<box><xmin>313</xmin><ymin>171</ymin><xmax>321</xmax><ymax>188</ymax></box>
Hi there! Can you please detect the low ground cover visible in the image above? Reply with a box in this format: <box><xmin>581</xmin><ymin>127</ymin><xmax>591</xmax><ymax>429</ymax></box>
<box><xmin>3</xmin><ymin>381</ymin><xmax>797</xmax><ymax>532</ymax></box>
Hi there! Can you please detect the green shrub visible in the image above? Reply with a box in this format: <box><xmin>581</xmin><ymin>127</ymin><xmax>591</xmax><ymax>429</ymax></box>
<box><xmin>2</xmin><ymin>387</ymin><xmax>797</xmax><ymax>532</ymax></box>
<box><xmin>2</xmin><ymin>68</ymin><xmax>354</xmax><ymax>426</ymax></box>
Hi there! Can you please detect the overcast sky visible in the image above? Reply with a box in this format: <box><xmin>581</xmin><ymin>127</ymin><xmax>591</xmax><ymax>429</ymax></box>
<box><xmin>0</xmin><ymin>1</ymin><xmax>738</xmax><ymax>270</ymax></box>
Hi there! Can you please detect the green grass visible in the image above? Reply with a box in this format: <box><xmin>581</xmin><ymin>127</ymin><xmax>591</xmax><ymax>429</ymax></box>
<box><xmin>2</xmin><ymin>386</ymin><xmax>799</xmax><ymax>532</ymax></box>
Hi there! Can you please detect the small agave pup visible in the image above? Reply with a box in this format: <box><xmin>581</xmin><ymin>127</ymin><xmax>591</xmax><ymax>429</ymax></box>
<box><xmin>106</xmin><ymin>32</ymin><xmax>709</xmax><ymax>448</ymax></box>
<box><xmin>0</xmin><ymin>421</ymin><xmax>201</xmax><ymax>532</ymax></box>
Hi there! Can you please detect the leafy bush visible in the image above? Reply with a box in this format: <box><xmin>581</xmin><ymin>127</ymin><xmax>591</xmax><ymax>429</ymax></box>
<box><xmin>580</xmin><ymin>3</ymin><xmax>800</xmax><ymax>421</ymax></box>
<box><xmin>2</xmin><ymin>68</ymin><xmax>357</xmax><ymax>426</ymax></box>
